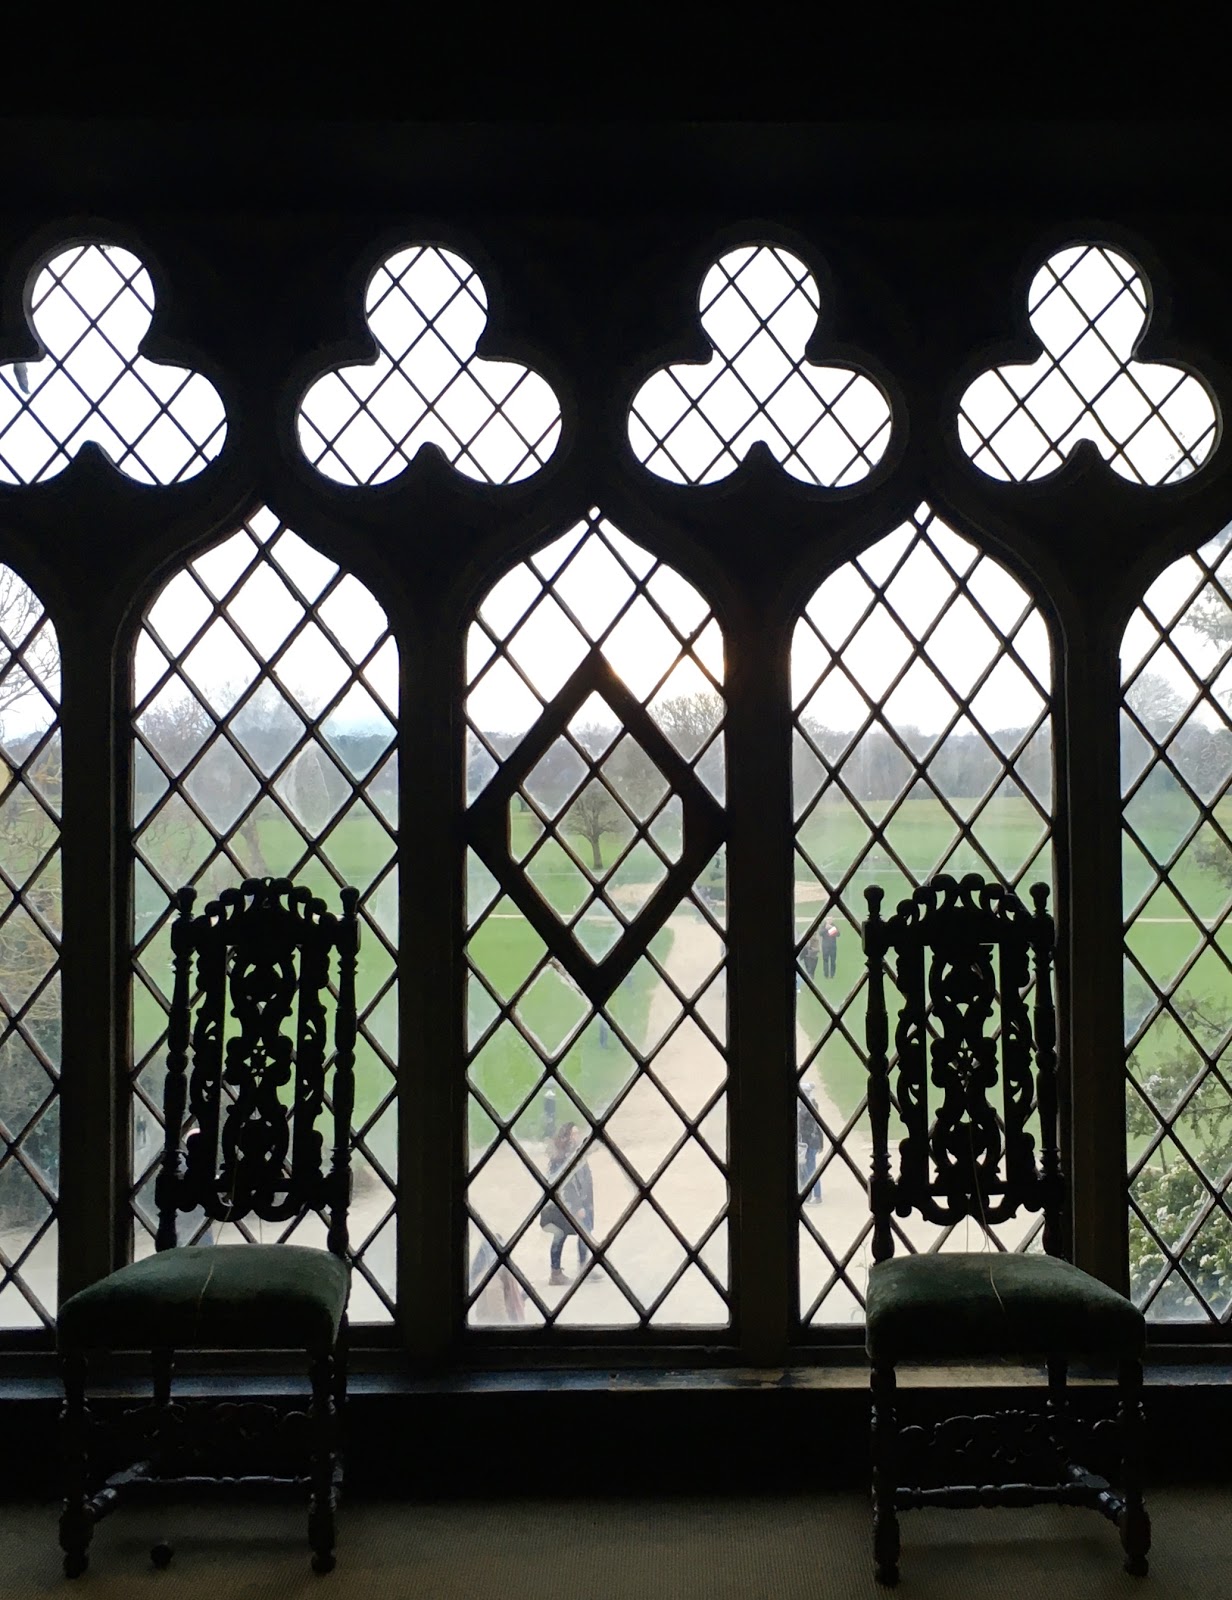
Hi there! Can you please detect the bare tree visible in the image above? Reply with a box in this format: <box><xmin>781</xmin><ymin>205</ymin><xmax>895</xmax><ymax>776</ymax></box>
<box><xmin>565</xmin><ymin>779</ymin><xmax>626</xmax><ymax>872</ymax></box>
<box><xmin>650</xmin><ymin>690</ymin><xmax>724</xmax><ymax>758</ymax></box>
<box><xmin>0</xmin><ymin>566</ymin><xmax>57</xmax><ymax>732</ymax></box>
<box><xmin>136</xmin><ymin>687</ymin><xmax>271</xmax><ymax>879</ymax></box>
<box><xmin>0</xmin><ymin>569</ymin><xmax>61</xmax><ymax>1228</ymax></box>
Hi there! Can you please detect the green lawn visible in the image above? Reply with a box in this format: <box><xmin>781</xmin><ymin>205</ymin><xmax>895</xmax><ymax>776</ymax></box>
<box><xmin>793</xmin><ymin>794</ymin><xmax>1053</xmax><ymax>1123</ymax></box>
<box><xmin>465</xmin><ymin>892</ymin><xmax>674</xmax><ymax>1148</ymax></box>
<box><xmin>119</xmin><ymin>787</ymin><xmax>1232</xmax><ymax>1172</ymax></box>
<box><xmin>131</xmin><ymin>806</ymin><xmax>398</xmax><ymax>1134</ymax></box>
<box><xmin>795</xmin><ymin>792</ymin><xmax>1052</xmax><ymax>915</ymax></box>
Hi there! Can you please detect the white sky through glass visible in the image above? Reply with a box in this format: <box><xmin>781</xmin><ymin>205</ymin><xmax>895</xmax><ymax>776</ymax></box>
<box><xmin>0</xmin><ymin>238</ymin><xmax>1213</xmax><ymax>740</ymax></box>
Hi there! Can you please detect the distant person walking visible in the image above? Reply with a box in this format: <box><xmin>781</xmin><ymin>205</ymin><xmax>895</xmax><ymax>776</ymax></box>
<box><xmin>539</xmin><ymin>1122</ymin><xmax>594</xmax><ymax>1285</ymax></box>
<box><xmin>820</xmin><ymin>919</ymin><xmax>840</xmax><ymax>980</ymax></box>
<box><xmin>469</xmin><ymin>1234</ymin><xmax>527</xmax><ymax>1323</ymax></box>
<box><xmin>797</xmin><ymin>1084</ymin><xmax>823</xmax><ymax>1204</ymax></box>
<box><xmin>800</xmin><ymin>931</ymin><xmax>820</xmax><ymax>988</ymax></box>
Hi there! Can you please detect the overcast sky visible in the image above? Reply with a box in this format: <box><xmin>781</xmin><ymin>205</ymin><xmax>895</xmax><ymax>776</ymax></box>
<box><xmin>0</xmin><ymin>240</ymin><xmax>1221</xmax><ymax>746</ymax></box>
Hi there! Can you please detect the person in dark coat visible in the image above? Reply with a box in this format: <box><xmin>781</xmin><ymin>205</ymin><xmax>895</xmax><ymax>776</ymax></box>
<box><xmin>820</xmin><ymin>919</ymin><xmax>840</xmax><ymax>979</ymax></box>
<box><xmin>800</xmin><ymin>930</ymin><xmax>821</xmax><ymax>987</ymax></box>
<box><xmin>539</xmin><ymin>1122</ymin><xmax>594</xmax><ymax>1285</ymax></box>
<box><xmin>797</xmin><ymin>1084</ymin><xmax>823</xmax><ymax>1204</ymax></box>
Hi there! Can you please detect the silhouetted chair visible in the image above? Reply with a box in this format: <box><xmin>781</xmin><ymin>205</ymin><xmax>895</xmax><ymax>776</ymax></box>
<box><xmin>56</xmin><ymin>877</ymin><xmax>359</xmax><ymax>1577</ymax></box>
<box><xmin>862</xmin><ymin>872</ymin><xmax>1148</xmax><ymax>1586</ymax></box>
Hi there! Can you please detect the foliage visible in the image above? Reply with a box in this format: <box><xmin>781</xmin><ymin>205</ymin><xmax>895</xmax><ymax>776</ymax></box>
<box><xmin>0</xmin><ymin>585</ymin><xmax>61</xmax><ymax>1234</ymax></box>
<box><xmin>1127</xmin><ymin>829</ymin><xmax>1232</xmax><ymax>1311</ymax></box>
<box><xmin>797</xmin><ymin>715</ymin><xmax>1051</xmax><ymax>806</ymax></box>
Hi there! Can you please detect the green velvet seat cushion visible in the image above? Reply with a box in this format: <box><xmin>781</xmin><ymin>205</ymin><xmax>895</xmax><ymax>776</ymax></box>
<box><xmin>865</xmin><ymin>1252</ymin><xmax>1144</xmax><ymax>1364</ymax></box>
<box><xmin>57</xmin><ymin>1244</ymin><xmax>350</xmax><ymax>1354</ymax></box>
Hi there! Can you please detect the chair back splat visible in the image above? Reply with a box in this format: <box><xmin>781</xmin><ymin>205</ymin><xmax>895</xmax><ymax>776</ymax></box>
<box><xmin>863</xmin><ymin>872</ymin><xmax>1061</xmax><ymax>1261</ymax></box>
<box><xmin>154</xmin><ymin>877</ymin><xmax>359</xmax><ymax>1255</ymax></box>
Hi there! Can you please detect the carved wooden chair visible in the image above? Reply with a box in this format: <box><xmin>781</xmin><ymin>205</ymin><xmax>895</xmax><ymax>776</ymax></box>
<box><xmin>56</xmin><ymin>877</ymin><xmax>359</xmax><ymax>1578</ymax></box>
<box><xmin>862</xmin><ymin>872</ymin><xmax>1148</xmax><ymax>1587</ymax></box>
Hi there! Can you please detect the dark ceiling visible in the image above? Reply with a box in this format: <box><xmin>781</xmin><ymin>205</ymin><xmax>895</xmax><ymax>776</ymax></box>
<box><xmin>1</xmin><ymin>121</ymin><xmax>1223</xmax><ymax>215</ymax></box>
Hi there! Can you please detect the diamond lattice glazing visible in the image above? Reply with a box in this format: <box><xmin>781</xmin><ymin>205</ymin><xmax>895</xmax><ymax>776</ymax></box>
<box><xmin>465</xmin><ymin>511</ymin><xmax>729</xmax><ymax>1330</ymax></box>
<box><xmin>958</xmin><ymin>243</ymin><xmax>1217</xmax><ymax>486</ymax></box>
<box><xmin>1122</xmin><ymin>522</ymin><xmax>1232</xmax><ymax>1324</ymax></box>
<box><xmin>130</xmin><ymin>509</ymin><xmax>398</xmax><ymax>1322</ymax></box>
<box><xmin>792</xmin><ymin>504</ymin><xmax>1054</xmax><ymax>1325</ymax></box>
<box><xmin>298</xmin><ymin>245</ymin><xmax>561</xmax><ymax>486</ymax></box>
<box><xmin>0</xmin><ymin>565</ymin><xmax>60</xmax><ymax>1329</ymax></box>
<box><xmin>628</xmin><ymin>244</ymin><xmax>892</xmax><ymax>486</ymax></box>
<box><xmin>0</xmin><ymin>243</ymin><xmax>225</xmax><ymax>485</ymax></box>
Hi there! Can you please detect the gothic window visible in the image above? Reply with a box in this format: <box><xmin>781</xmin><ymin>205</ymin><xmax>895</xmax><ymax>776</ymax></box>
<box><xmin>629</xmin><ymin>243</ymin><xmax>891</xmax><ymax>487</ymax></box>
<box><xmin>129</xmin><ymin>510</ymin><xmax>398</xmax><ymax>1322</ymax></box>
<box><xmin>958</xmin><ymin>243</ymin><xmax>1216</xmax><ymax>485</ymax></box>
<box><xmin>298</xmin><ymin>245</ymin><xmax>560</xmax><ymax>486</ymax></box>
<box><xmin>0</xmin><ymin>565</ymin><xmax>60</xmax><ymax>1329</ymax></box>
<box><xmin>1122</xmin><ymin>525</ymin><xmax>1232</xmax><ymax>1324</ymax></box>
<box><xmin>0</xmin><ymin>242</ymin><xmax>225</xmax><ymax>485</ymax></box>
<box><xmin>792</xmin><ymin>505</ymin><xmax>1054</xmax><ymax>1325</ymax></box>
<box><xmin>464</xmin><ymin>512</ymin><xmax>728</xmax><ymax>1330</ymax></box>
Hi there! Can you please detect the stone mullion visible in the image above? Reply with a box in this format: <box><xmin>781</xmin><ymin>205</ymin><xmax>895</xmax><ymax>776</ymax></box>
<box><xmin>725</xmin><ymin>610</ymin><xmax>795</xmax><ymax>1362</ymax></box>
<box><xmin>397</xmin><ymin>602</ymin><xmax>459</xmax><ymax>1358</ymax></box>
<box><xmin>57</xmin><ymin>612</ymin><xmax>119</xmax><ymax>1302</ymax></box>
<box><xmin>1062</xmin><ymin>609</ymin><xmax>1127</xmax><ymax>1290</ymax></box>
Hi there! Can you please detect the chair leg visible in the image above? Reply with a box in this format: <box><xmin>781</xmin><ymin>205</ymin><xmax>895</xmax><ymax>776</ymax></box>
<box><xmin>308</xmin><ymin>1350</ymin><xmax>338</xmax><ymax>1575</ymax></box>
<box><xmin>333</xmin><ymin>1312</ymin><xmax>348</xmax><ymax>1421</ymax></box>
<box><xmin>1117</xmin><ymin>1358</ymin><xmax>1151</xmax><ymax>1577</ymax></box>
<box><xmin>58</xmin><ymin>1354</ymin><xmax>92</xmax><ymax>1579</ymax></box>
<box><xmin>871</xmin><ymin>1361</ymin><xmax>900</xmax><ymax>1587</ymax></box>
<box><xmin>150</xmin><ymin>1348</ymin><xmax>175</xmax><ymax>1569</ymax></box>
<box><xmin>1046</xmin><ymin>1354</ymin><xmax>1067</xmax><ymax>1453</ymax></box>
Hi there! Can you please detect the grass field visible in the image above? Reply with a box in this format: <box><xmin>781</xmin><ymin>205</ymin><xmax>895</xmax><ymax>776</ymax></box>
<box><xmin>464</xmin><ymin>889</ymin><xmax>672</xmax><ymax>1152</ymax></box>
<box><xmin>117</xmin><ymin>787</ymin><xmax>1232</xmax><ymax>1175</ymax></box>
<box><xmin>794</xmin><ymin>794</ymin><xmax>1054</xmax><ymax>1124</ymax></box>
<box><xmin>131</xmin><ymin>805</ymin><xmax>399</xmax><ymax>1142</ymax></box>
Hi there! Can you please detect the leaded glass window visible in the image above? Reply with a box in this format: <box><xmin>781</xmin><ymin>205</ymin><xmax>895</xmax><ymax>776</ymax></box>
<box><xmin>0</xmin><ymin>242</ymin><xmax>225</xmax><ymax>485</ymax></box>
<box><xmin>958</xmin><ymin>243</ymin><xmax>1216</xmax><ymax>486</ymax></box>
<box><xmin>1122</xmin><ymin>524</ymin><xmax>1232</xmax><ymax>1323</ymax></box>
<box><xmin>464</xmin><ymin>511</ymin><xmax>729</xmax><ymax>1329</ymax></box>
<box><xmin>129</xmin><ymin>509</ymin><xmax>398</xmax><ymax>1322</ymax></box>
<box><xmin>792</xmin><ymin>504</ymin><xmax>1054</xmax><ymax>1324</ymax></box>
<box><xmin>0</xmin><ymin>565</ymin><xmax>60</xmax><ymax>1328</ymax></box>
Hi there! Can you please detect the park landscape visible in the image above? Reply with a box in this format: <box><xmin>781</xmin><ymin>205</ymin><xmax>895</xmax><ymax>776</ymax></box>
<box><xmin>4</xmin><ymin>529</ymin><xmax>1232</xmax><ymax>1330</ymax></box>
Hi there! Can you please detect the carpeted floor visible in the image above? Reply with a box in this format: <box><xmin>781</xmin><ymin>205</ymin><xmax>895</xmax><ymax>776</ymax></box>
<box><xmin>1</xmin><ymin>1488</ymin><xmax>1228</xmax><ymax>1597</ymax></box>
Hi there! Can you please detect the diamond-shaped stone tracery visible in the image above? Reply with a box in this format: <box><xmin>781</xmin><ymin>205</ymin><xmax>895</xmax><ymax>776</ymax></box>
<box><xmin>516</xmin><ymin>723</ymin><xmax>676</xmax><ymax>949</ymax></box>
<box><xmin>130</xmin><ymin>509</ymin><xmax>399</xmax><ymax>1323</ymax></box>
<box><xmin>471</xmin><ymin>654</ymin><xmax>723</xmax><ymax>1006</ymax></box>
<box><xmin>465</xmin><ymin>513</ymin><xmax>730</xmax><ymax>1332</ymax></box>
<box><xmin>793</xmin><ymin>505</ymin><xmax>1054</xmax><ymax>1327</ymax></box>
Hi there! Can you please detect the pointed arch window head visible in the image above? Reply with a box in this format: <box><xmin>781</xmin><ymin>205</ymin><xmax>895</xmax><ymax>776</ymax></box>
<box><xmin>958</xmin><ymin>243</ymin><xmax>1218</xmax><ymax>486</ymax></box>
<box><xmin>629</xmin><ymin>244</ymin><xmax>892</xmax><ymax>487</ymax></box>
<box><xmin>464</xmin><ymin>512</ymin><xmax>730</xmax><ymax>1333</ymax></box>
<box><xmin>792</xmin><ymin>504</ymin><xmax>1054</xmax><ymax>1326</ymax></box>
<box><xmin>129</xmin><ymin>509</ymin><xmax>398</xmax><ymax>1323</ymax></box>
<box><xmin>0</xmin><ymin>243</ymin><xmax>226</xmax><ymax>486</ymax></box>
<box><xmin>298</xmin><ymin>246</ymin><xmax>562</xmax><ymax>487</ymax></box>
